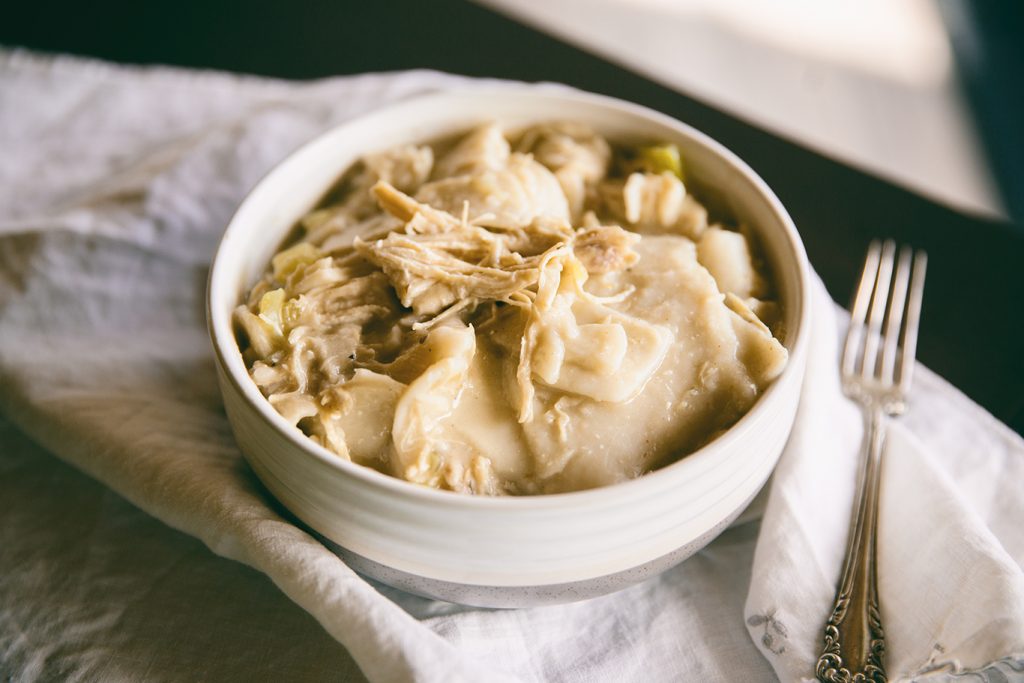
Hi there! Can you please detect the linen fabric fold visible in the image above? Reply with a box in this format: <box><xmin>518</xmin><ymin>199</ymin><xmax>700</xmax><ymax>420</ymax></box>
<box><xmin>1</xmin><ymin>50</ymin><xmax>1021</xmax><ymax>682</ymax></box>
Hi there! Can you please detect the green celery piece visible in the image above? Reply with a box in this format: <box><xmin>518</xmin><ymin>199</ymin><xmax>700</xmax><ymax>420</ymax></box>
<box><xmin>639</xmin><ymin>144</ymin><xmax>684</xmax><ymax>181</ymax></box>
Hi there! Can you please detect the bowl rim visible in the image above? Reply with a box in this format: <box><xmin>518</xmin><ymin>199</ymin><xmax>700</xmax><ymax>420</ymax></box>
<box><xmin>207</xmin><ymin>85</ymin><xmax>811</xmax><ymax>511</ymax></box>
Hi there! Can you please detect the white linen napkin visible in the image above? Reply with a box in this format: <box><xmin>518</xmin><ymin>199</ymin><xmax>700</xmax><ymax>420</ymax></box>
<box><xmin>1</xmin><ymin>49</ymin><xmax>1022</xmax><ymax>682</ymax></box>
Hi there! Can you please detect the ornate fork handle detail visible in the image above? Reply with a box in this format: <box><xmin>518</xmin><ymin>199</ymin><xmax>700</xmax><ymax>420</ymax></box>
<box><xmin>816</xmin><ymin>407</ymin><xmax>887</xmax><ymax>683</ymax></box>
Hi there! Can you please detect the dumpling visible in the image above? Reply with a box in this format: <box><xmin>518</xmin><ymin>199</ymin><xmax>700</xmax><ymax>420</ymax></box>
<box><xmin>416</xmin><ymin>153</ymin><xmax>570</xmax><ymax>229</ymax></box>
<box><xmin>517</xmin><ymin>122</ymin><xmax>611</xmax><ymax>219</ymax></box>
<box><xmin>600</xmin><ymin>171</ymin><xmax>683</xmax><ymax>229</ymax></box>
<box><xmin>527</xmin><ymin>294</ymin><xmax>672</xmax><ymax>404</ymax></box>
<box><xmin>433</xmin><ymin>122</ymin><xmax>510</xmax><ymax>178</ymax></box>
<box><xmin>390</xmin><ymin>323</ymin><xmax>501</xmax><ymax>493</ymax></box>
<box><xmin>317</xmin><ymin>369</ymin><xmax>405</xmax><ymax>465</ymax></box>
<box><xmin>364</xmin><ymin>145</ymin><xmax>434</xmax><ymax>194</ymax></box>
<box><xmin>723</xmin><ymin>293</ymin><xmax>788</xmax><ymax>385</ymax></box>
<box><xmin>697</xmin><ymin>226</ymin><xmax>766</xmax><ymax>299</ymax></box>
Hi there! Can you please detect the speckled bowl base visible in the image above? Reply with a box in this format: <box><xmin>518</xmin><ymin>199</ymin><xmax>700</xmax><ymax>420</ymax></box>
<box><xmin>317</xmin><ymin>490</ymin><xmax>757</xmax><ymax>608</ymax></box>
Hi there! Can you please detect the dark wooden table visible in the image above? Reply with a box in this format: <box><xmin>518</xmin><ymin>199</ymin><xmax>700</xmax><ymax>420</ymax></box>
<box><xmin>5</xmin><ymin>0</ymin><xmax>1022</xmax><ymax>434</ymax></box>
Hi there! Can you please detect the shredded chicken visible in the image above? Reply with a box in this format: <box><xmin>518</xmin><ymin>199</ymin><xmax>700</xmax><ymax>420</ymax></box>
<box><xmin>236</xmin><ymin>121</ymin><xmax>788</xmax><ymax>495</ymax></box>
<box><xmin>358</xmin><ymin>181</ymin><xmax>633</xmax><ymax>323</ymax></box>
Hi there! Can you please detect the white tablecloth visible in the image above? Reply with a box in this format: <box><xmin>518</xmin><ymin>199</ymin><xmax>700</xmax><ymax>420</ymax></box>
<box><xmin>1</xmin><ymin>50</ymin><xmax>1022</xmax><ymax>682</ymax></box>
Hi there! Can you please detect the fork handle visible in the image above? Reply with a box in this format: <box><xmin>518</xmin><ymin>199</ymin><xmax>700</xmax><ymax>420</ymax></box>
<box><xmin>816</xmin><ymin>407</ymin><xmax>887</xmax><ymax>682</ymax></box>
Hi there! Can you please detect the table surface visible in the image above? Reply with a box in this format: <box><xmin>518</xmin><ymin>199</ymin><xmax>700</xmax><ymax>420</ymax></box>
<box><xmin>6</xmin><ymin>0</ymin><xmax>1020</xmax><ymax>435</ymax></box>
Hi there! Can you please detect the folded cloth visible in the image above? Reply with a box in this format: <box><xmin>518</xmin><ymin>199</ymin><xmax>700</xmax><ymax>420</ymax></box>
<box><xmin>1</xmin><ymin>50</ymin><xmax>1021</xmax><ymax>682</ymax></box>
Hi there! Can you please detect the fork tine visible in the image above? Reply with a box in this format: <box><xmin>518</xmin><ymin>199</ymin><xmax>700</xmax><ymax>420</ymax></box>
<box><xmin>880</xmin><ymin>247</ymin><xmax>913</xmax><ymax>384</ymax></box>
<box><xmin>861</xmin><ymin>240</ymin><xmax>896</xmax><ymax>380</ymax></box>
<box><xmin>897</xmin><ymin>250</ymin><xmax>928</xmax><ymax>392</ymax></box>
<box><xmin>842</xmin><ymin>241</ymin><xmax>881</xmax><ymax>378</ymax></box>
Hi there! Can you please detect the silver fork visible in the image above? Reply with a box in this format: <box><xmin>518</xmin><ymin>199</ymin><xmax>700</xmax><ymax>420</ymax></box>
<box><xmin>815</xmin><ymin>240</ymin><xmax>927</xmax><ymax>683</ymax></box>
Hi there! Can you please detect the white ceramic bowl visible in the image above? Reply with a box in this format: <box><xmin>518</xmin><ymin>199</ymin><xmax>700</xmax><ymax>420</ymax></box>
<box><xmin>207</xmin><ymin>86</ymin><xmax>810</xmax><ymax>608</ymax></box>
